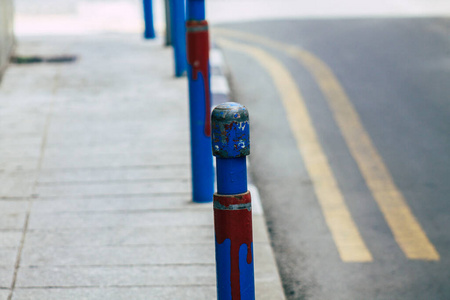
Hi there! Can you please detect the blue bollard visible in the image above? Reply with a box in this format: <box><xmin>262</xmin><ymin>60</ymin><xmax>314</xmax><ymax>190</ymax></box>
<box><xmin>212</xmin><ymin>102</ymin><xmax>255</xmax><ymax>300</ymax></box>
<box><xmin>186</xmin><ymin>0</ymin><xmax>214</xmax><ymax>203</ymax></box>
<box><xmin>143</xmin><ymin>0</ymin><xmax>156</xmax><ymax>39</ymax></box>
<box><xmin>170</xmin><ymin>0</ymin><xmax>187</xmax><ymax>77</ymax></box>
<box><xmin>187</xmin><ymin>0</ymin><xmax>205</xmax><ymax>20</ymax></box>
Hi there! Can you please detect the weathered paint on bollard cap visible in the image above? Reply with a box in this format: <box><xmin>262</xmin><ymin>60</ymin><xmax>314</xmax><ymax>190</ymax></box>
<box><xmin>211</xmin><ymin>102</ymin><xmax>250</xmax><ymax>158</ymax></box>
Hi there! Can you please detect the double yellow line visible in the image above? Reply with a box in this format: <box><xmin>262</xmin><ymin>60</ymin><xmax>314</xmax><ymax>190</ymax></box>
<box><xmin>214</xmin><ymin>28</ymin><xmax>439</xmax><ymax>262</ymax></box>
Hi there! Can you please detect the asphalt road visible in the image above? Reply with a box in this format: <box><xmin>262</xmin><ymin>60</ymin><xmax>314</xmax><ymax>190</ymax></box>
<box><xmin>213</xmin><ymin>18</ymin><xmax>450</xmax><ymax>299</ymax></box>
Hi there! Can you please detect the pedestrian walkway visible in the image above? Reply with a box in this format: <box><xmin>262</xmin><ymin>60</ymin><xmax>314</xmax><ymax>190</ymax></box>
<box><xmin>0</xmin><ymin>33</ymin><xmax>285</xmax><ymax>299</ymax></box>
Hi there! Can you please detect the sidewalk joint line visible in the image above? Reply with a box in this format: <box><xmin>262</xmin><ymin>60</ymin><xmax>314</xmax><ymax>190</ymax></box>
<box><xmin>22</xmin><ymin>263</ymin><xmax>216</xmax><ymax>269</ymax></box>
<box><xmin>32</xmin><ymin>192</ymin><xmax>191</xmax><ymax>200</ymax></box>
<box><xmin>15</xmin><ymin>284</ymin><xmax>216</xmax><ymax>289</ymax></box>
<box><xmin>36</xmin><ymin>178</ymin><xmax>190</xmax><ymax>186</ymax></box>
<box><xmin>8</xmin><ymin>70</ymin><xmax>60</xmax><ymax>300</ymax></box>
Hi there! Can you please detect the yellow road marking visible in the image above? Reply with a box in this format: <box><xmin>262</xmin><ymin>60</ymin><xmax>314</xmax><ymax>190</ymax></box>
<box><xmin>214</xmin><ymin>28</ymin><xmax>439</xmax><ymax>261</ymax></box>
<box><xmin>217</xmin><ymin>37</ymin><xmax>373</xmax><ymax>262</ymax></box>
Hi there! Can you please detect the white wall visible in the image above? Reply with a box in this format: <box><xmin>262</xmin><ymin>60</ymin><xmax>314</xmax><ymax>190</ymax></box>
<box><xmin>11</xmin><ymin>0</ymin><xmax>450</xmax><ymax>37</ymax></box>
<box><xmin>206</xmin><ymin>0</ymin><xmax>450</xmax><ymax>24</ymax></box>
<box><xmin>0</xmin><ymin>0</ymin><xmax>14</xmax><ymax>77</ymax></box>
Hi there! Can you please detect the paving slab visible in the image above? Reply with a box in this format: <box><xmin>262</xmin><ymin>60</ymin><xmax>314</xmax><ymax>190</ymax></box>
<box><xmin>0</xmin><ymin>266</ymin><xmax>13</xmax><ymax>288</ymax></box>
<box><xmin>43</xmin><ymin>134</ymin><xmax>190</xmax><ymax>150</ymax></box>
<box><xmin>0</xmin><ymin>159</ymin><xmax>38</xmax><ymax>173</ymax></box>
<box><xmin>0</xmin><ymin>201</ymin><xmax>29</xmax><ymax>215</ymax></box>
<box><xmin>21</xmin><ymin>244</ymin><xmax>215</xmax><ymax>266</ymax></box>
<box><xmin>25</xmin><ymin>226</ymin><xmax>214</xmax><ymax>247</ymax></box>
<box><xmin>37</xmin><ymin>155</ymin><xmax>190</xmax><ymax>174</ymax></box>
<box><xmin>0</xmin><ymin>290</ymin><xmax>9</xmax><ymax>300</ymax></box>
<box><xmin>34</xmin><ymin>180</ymin><xmax>190</xmax><ymax>197</ymax></box>
<box><xmin>16</xmin><ymin>265</ymin><xmax>217</xmax><ymax>288</ymax></box>
<box><xmin>0</xmin><ymin>213</ymin><xmax>26</xmax><ymax>230</ymax></box>
<box><xmin>40</xmin><ymin>141</ymin><xmax>189</xmax><ymax>160</ymax></box>
<box><xmin>38</xmin><ymin>154</ymin><xmax>190</xmax><ymax>169</ymax></box>
<box><xmin>12</xmin><ymin>287</ymin><xmax>217</xmax><ymax>300</ymax></box>
<box><xmin>30</xmin><ymin>195</ymin><xmax>195</xmax><ymax>213</ymax></box>
<box><xmin>42</xmin><ymin>143</ymin><xmax>189</xmax><ymax>156</ymax></box>
<box><xmin>0</xmin><ymin>231</ymin><xmax>22</xmax><ymax>248</ymax></box>
<box><xmin>37</xmin><ymin>163</ymin><xmax>190</xmax><ymax>180</ymax></box>
<box><xmin>28</xmin><ymin>211</ymin><xmax>212</xmax><ymax>229</ymax></box>
<box><xmin>0</xmin><ymin>145</ymin><xmax>42</xmax><ymax>158</ymax></box>
<box><xmin>0</xmin><ymin>248</ymin><xmax>19</xmax><ymax>268</ymax></box>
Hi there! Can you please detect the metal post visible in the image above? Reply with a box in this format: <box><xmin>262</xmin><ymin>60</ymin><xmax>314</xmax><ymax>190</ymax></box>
<box><xmin>187</xmin><ymin>0</ymin><xmax>205</xmax><ymax>20</ymax></box>
<box><xmin>186</xmin><ymin>0</ymin><xmax>214</xmax><ymax>202</ymax></box>
<box><xmin>170</xmin><ymin>0</ymin><xmax>187</xmax><ymax>77</ymax></box>
<box><xmin>211</xmin><ymin>102</ymin><xmax>255</xmax><ymax>300</ymax></box>
<box><xmin>164</xmin><ymin>0</ymin><xmax>172</xmax><ymax>46</ymax></box>
<box><xmin>143</xmin><ymin>0</ymin><xmax>156</xmax><ymax>39</ymax></box>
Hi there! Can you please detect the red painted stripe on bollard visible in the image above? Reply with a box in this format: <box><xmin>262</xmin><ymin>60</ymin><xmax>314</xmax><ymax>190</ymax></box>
<box><xmin>186</xmin><ymin>20</ymin><xmax>211</xmax><ymax>137</ymax></box>
<box><xmin>214</xmin><ymin>191</ymin><xmax>253</xmax><ymax>299</ymax></box>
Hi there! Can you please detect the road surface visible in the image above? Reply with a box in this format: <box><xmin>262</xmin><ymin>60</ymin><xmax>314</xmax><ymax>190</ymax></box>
<box><xmin>214</xmin><ymin>17</ymin><xmax>450</xmax><ymax>299</ymax></box>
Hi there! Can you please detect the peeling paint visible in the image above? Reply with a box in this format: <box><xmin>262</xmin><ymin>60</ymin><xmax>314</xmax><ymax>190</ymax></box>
<box><xmin>212</xmin><ymin>102</ymin><xmax>250</xmax><ymax>158</ymax></box>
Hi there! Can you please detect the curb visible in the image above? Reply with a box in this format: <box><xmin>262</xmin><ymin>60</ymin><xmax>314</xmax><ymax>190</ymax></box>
<box><xmin>210</xmin><ymin>44</ymin><xmax>232</xmax><ymax>107</ymax></box>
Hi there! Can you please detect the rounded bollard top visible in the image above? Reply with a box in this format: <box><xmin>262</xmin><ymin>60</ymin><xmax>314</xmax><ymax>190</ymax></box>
<box><xmin>211</xmin><ymin>102</ymin><xmax>250</xmax><ymax>158</ymax></box>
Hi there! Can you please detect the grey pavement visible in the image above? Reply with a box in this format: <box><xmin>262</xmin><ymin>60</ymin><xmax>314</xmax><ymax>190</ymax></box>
<box><xmin>0</xmin><ymin>34</ymin><xmax>285</xmax><ymax>299</ymax></box>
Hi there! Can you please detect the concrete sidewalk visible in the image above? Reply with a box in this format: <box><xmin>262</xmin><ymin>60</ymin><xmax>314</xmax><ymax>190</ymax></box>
<box><xmin>0</xmin><ymin>34</ymin><xmax>285</xmax><ymax>299</ymax></box>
